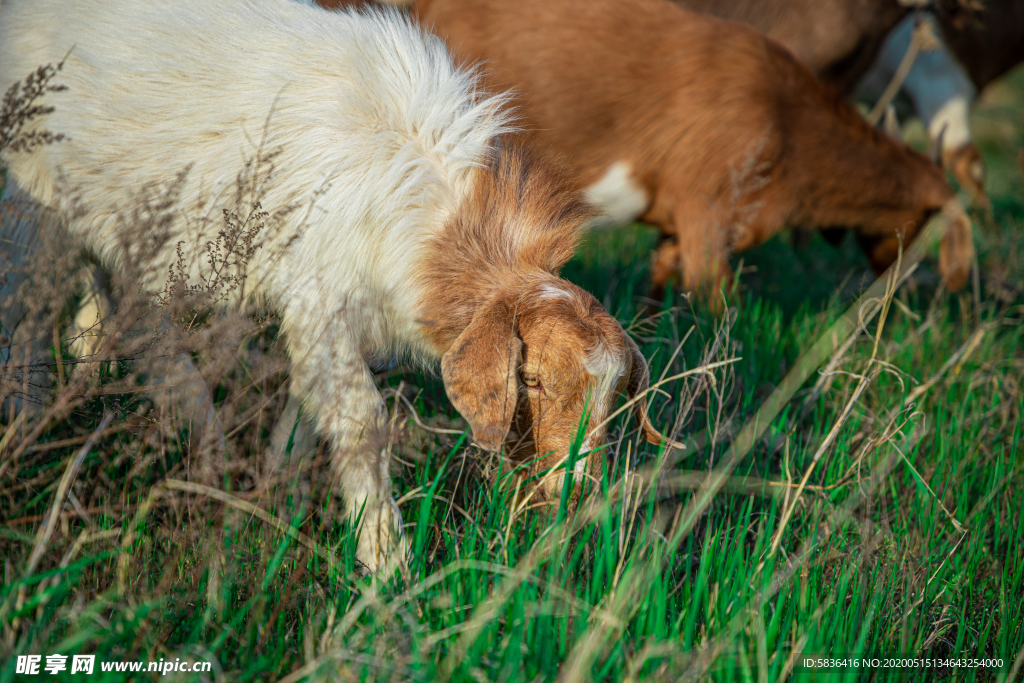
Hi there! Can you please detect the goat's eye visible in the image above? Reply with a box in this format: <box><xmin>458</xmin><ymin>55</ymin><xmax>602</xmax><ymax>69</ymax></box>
<box><xmin>522</xmin><ymin>373</ymin><xmax>542</xmax><ymax>389</ymax></box>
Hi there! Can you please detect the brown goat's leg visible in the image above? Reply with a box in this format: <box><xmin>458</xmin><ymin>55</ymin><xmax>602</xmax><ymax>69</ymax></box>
<box><xmin>856</xmin><ymin>232</ymin><xmax>901</xmax><ymax>276</ymax></box>
<box><xmin>675</xmin><ymin>216</ymin><xmax>734</xmax><ymax>310</ymax></box>
<box><xmin>649</xmin><ymin>235</ymin><xmax>680</xmax><ymax>302</ymax></box>
<box><xmin>649</xmin><ymin>217</ymin><xmax>735</xmax><ymax>310</ymax></box>
<box><xmin>945</xmin><ymin>143</ymin><xmax>988</xmax><ymax>208</ymax></box>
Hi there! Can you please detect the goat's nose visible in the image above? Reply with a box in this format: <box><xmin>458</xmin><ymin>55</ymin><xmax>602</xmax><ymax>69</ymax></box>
<box><xmin>539</xmin><ymin>449</ymin><xmax>593</xmax><ymax>499</ymax></box>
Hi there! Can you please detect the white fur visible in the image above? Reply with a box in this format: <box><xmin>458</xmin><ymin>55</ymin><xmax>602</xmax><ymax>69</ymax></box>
<box><xmin>574</xmin><ymin>456</ymin><xmax>589</xmax><ymax>475</ymax></box>
<box><xmin>584</xmin><ymin>161</ymin><xmax>649</xmax><ymax>229</ymax></box>
<box><xmin>0</xmin><ymin>0</ymin><xmax>513</xmax><ymax>571</ymax></box>
<box><xmin>584</xmin><ymin>346</ymin><xmax>624</xmax><ymax>410</ymax></box>
<box><xmin>582</xmin><ymin>343</ymin><xmax>624</xmax><ymax>467</ymax></box>
<box><xmin>539</xmin><ymin>284</ymin><xmax>573</xmax><ymax>301</ymax></box>
<box><xmin>66</xmin><ymin>265</ymin><xmax>110</xmax><ymax>360</ymax></box>
<box><xmin>928</xmin><ymin>95</ymin><xmax>972</xmax><ymax>152</ymax></box>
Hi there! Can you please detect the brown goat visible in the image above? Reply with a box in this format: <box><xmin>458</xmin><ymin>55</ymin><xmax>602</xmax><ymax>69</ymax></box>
<box><xmin>675</xmin><ymin>0</ymin><xmax>1023</xmax><ymax>201</ymax></box>
<box><xmin>415</xmin><ymin>0</ymin><xmax>973</xmax><ymax>298</ymax></box>
<box><xmin>318</xmin><ymin>0</ymin><xmax>1024</xmax><ymax>95</ymax></box>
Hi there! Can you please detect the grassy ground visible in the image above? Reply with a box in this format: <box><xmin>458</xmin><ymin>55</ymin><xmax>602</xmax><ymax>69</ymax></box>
<box><xmin>1</xmin><ymin>69</ymin><xmax>1023</xmax><ymax>682</ymax></box>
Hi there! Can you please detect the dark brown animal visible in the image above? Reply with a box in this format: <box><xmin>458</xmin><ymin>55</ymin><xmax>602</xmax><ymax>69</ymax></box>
<box><xmin>935</xmin><ymin>0</ymin><xmax>1024</xmax><ymax>92</ymax></box>
<box><xmin>677</xmin><ymin>0</ymin><xmax>1024</xmax><ymax>96</ymax></box>
<box><xmin>415</xmin><ymin>0</ymin><xmax>973</xmax><ymax>298</ymax></box>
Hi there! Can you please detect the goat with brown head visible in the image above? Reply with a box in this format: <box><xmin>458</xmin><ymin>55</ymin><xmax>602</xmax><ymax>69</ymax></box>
<box><xmin>420</xmin><ymin>148</ymin><xmax>679</xmax><ymax>504</ymax></box>
<box><xmin>0</xmin><ymin>0</ymin><xmax>676</xmax><ymax>573</ymax></box>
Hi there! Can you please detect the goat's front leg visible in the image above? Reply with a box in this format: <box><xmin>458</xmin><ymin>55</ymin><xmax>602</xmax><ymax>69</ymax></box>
<box><xmin>267</xmin><ymin>387</ymin><xmax>318</xmax><ymax>468</ymax></box>
<box><xmin>650</xmin><ymin>211</ymin><xmax>734</xmax><ymax>308</ymax></box>
<box><xmin>285</xmin><ymin>321</ymin><xmax>407</xmax><ymax>574</ymax></box>
<box><xmin>67</xmin><ymin>264</ymin><xmax>113</xmax><ymax>362</ymax></box>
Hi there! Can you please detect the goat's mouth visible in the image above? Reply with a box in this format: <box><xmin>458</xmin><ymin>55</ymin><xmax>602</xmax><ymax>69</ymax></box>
<box><xmin>527</xmin><ymin>444</ymin><xmax>602</xmax><ymax>501</ymax></box>
<box><xmin>497</xmin><ymin>437</ymin><xmax>602</xmax><ymax>501</ymax></box>
<box><xmin>533</xmin><ymin>455</ymin><xmax>598</xmax><ymax>510</ymax></box>
<box><xmin>501</xmin><ymin>426</ymin><xmax>536</xmax><ymax>462</ymax></box>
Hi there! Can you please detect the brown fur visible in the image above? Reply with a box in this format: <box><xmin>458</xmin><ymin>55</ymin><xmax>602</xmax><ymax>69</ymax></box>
<box><xmin>673</xmin><ymin>0</ymin><xmax>1001</xmax><ymax>201</ymax></box>
<box><xmin>678</xmin><ymin>0</ymin><xmax>907</xmax><ymax>94</ymax></box>
<box><xmin>415</xmin><ymin>0</ymin><xmax>973</xmax><ymax>295</ymax></box>
<box><xmin>945</xmin><ymin>143</ymin><xmax>988</xmax><ymax>208</ymax></box>
<box><xmin>419</xmin><ymin>147</ymin><xmax>671</xmax><ymax>499</ymax></box>
<box><xmin>417</xmin><ymin>147</ymin><xmax>588</xmax><ymax>350</ymax></box>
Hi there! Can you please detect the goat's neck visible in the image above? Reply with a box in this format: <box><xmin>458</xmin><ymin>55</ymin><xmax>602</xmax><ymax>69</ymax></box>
<box><xmin>413</xmin><ymin>146</ymin><xmax>591</xmax><ymax>355</ymax></box>
<box><xmin>415</xmin><ymin>253</ymin><xmax>549</xmax><ymax>355</ymax></box>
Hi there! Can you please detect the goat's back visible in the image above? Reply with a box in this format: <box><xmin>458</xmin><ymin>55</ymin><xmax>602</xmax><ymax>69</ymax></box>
<box><xmin>675</xmin><ymin>0</ymin><xmax>907</xmax><ymax>92</ymax></box>
<box><xmin>417</xmin><ymin>0</ymin><xmax>937</xmax><ymax>214</ymax></box>
<box><xmin>0</xmin><ymin>0</ymin><xmax>508</xmax><ymax>303</ymax></box>
<box><xmin>420</xmin><ymin>0</ymin><xmax>788</xmax><ymax>191</ymax></box>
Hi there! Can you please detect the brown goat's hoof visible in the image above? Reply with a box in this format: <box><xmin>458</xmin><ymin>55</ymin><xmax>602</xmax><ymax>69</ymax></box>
<box><xmin>819</xmin><ymin>228</ymin><xmax>846</xmax><ymax>247</ymax></box>
<box><xmin>945</xmin><ymin>143</ymin><xmax>989</xmax><ymax>209</ymax></box>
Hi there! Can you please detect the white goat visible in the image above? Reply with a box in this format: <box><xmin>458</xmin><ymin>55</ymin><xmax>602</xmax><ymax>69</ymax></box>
<box><xmin>0</xmin><ymin>0</ymin><xmax>673</xmax><ymax>571</ymax></box>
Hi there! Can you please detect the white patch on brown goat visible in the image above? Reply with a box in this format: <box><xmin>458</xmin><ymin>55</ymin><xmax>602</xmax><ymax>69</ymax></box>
<box><xmin>584</xmin><ymin>161</ymin><xmax>649</xmax><ymax>229</ymax></box>
<box><xmin>584</xmin><ymin>344</ymin><xmax>625</xmax><ymax>421</ymax></box>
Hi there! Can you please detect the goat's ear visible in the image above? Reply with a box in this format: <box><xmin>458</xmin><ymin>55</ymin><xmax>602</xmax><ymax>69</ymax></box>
<box><xmin>626</xmin><ymin>336</ymin><xmax>685</xmax><ymax>450</ymax></box>
<box><xmin>939</xmin><ymin>205</ymin><xmax>973</xmax><ymax>292</ymax></box>
<box><xmin>441</xmin><ymin>299</ymin><xmax>522</xmax><ymax>452</ymax></box>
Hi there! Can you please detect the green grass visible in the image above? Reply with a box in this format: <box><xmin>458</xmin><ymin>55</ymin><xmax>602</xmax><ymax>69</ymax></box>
<box><xmin>2</xmin><ymin>71</ymin><xmax>1024</xmax><ymax>683</ymax></box>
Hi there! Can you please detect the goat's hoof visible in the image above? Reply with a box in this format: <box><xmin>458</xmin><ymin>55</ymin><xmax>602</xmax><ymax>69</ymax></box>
<box><xmin>355</xmin><ymin>497</ymin><xmax>409</xmax><ymax>576</ymax></box>
<box><xmin>946</xmin><ymin>143</ymin><xmax>989</xmax><ymax>209</ymax></box>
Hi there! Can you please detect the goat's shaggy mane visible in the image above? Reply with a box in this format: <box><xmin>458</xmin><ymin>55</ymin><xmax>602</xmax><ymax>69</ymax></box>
<box><xmin>417</xmin><ymin>146</ymin><xmax>595</xmax><ymax>350</ymax></box>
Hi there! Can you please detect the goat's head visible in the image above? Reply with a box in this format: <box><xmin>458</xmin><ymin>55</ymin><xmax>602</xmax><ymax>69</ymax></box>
<box><xmin>441</xmin><ymin>277</ymin><xmax>676</xmax><ymax>504</ymax></box>
<box><xmin>850</xmin><ymin>188</ymin><xmax>974</xmax><ymax>292</ymax></box>
<box><xmin>776</xmin><ymin>41</ymin><xmax>976</xmax><ymax>292</ymax></box>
